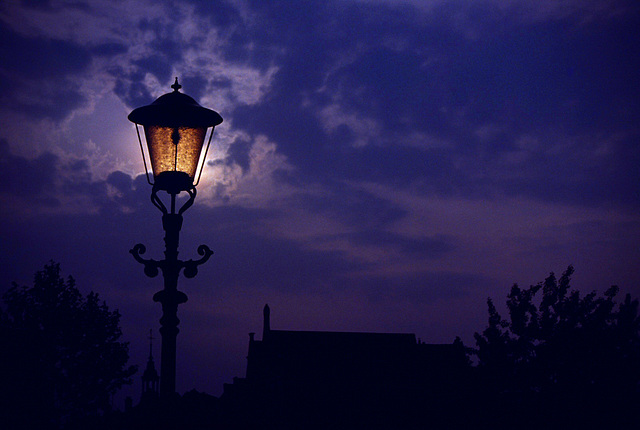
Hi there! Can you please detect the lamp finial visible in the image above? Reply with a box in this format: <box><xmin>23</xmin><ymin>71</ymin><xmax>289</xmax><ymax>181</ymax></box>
<box><xmin>171</xmin><ymin>77</ymin><xmax>182</xmax><ymax>92</ymax></box>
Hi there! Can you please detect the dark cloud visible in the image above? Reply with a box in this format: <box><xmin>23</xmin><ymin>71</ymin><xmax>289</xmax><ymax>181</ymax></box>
<box><xmin>19</xmin><ymin>0</ymin><xmax>53</xmax><ymax>9</ymax></box>
<box><xmin>297</xmin><ymin>186</ymin><xmax>406</xmax><ymax>229</ymax></box>
<box><xmin>349</xmin><ymin>231</ymin><xmax>455</xmax><ymax>260</ymax></box>
<box><xmin>208</xmin><ymin>231</ymin><xmax>359</xmax><ymax>293</ymax></box>
<box><xmin>479</xmin><ymin>130</ymin><xmax>640</xmax><ymax>208</ymax></box>
<box><xmin>0</xmin><ymin>25</ymin><xmax>90</xmax><ymax>77</ymax></box>
<box><xmin>113</xmin><ymin>70</ymin><xmax>154</xmax><ymax>109</ymax></box>
<box><xmin>175</xmin><ymin>204</ymin><xmax>454</xmax><ymax>298</ymax></box>
<box><xmin>231</xmin><ymin>96</ymin><xmax>327</xmax><ymax>179</ymax></box>
<box><xmin>0</xmin><ymin>141</ymin><xmax>157</xmax><ymax>217</ymax></box>
<box><xmin>223</xmin><ymin>6</ymin><xmax>456</xmax><ymax>180</ymax></box>
<box><xmin>133</xmin><ymin>55</ymin><xmax>173</xmax><ymax>85</ymax></box>
<box><xmin>180</xmin><ymin>75</ymin><xmax>209</xmax><ymax>102</ymax></box>
<box><xmin>186</xmin><ymin>0</ymin><xmax>242</xmax><ymax>29</ymax></box>
<box><xmin>222</xmin><ymin>134</ymin><xmax>252</xmax><ymax>172</ymax></box>
<box><xmin>224</xmin><ymin>2</ymin><xmax>640</xmax><ymax>210</ymax></box>
<box><xmin>100</xmin><ymin>172</ymin><xmax>161</xmax><ymax>215</ymax></box>
<box><xmin>0</xmin><ymin>27</ymin><xmax>90</xmax><ymax>119</ymax></box>
<box><xmin>327</xmin><ymin>48</ymin><xmax>437</xmax><ymax>132</ymax></box>
<box><xmin>0</xmin><ymin>139</ymin><xmax>58</xmax><ymax>199</ymax></box>
<box><xmin>106</xmin><ymin>170</ymin><xmax>133</xmax><ymax>193</ymax></box>
<box><xmin>140</xmin><ymin>20</ymin><xmax>185</xmax><ymax>76</ymax></box>
<box><xmin>355</xmin><ymin>270</ymin><xmax>491</xmax><ymax>304</ymax></box>
<box><xmin>91</xmin><ymin>42</ymin><xmax>128</xmax><ymax>56</ymax></box>
<box><xmin>189</xmin><ymin>205</ymin><xmax>356</xmax><ymax>291</ymax></box>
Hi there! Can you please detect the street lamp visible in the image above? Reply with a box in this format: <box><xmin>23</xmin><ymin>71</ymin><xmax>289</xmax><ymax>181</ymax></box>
<box><xmin>128</xmin><ymin>78</ymin><xmax>222</xmax><ymax>399</ymax></box>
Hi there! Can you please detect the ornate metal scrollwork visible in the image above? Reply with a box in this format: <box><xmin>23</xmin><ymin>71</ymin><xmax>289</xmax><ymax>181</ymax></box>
<box><xmin>178</xmin><ymin>187</ymin><xmax>197</xmax><ymax>215</ymax></box>
<box><xmin>150</xmin><ymin>185</ymin><xmax>197</xmax><ymax>216</ymax></box>
<box><xmin>131</xmin><ymin>242</ymin><xmax>213</xmax><ymax>279</ymax></box>
<box><xmin>130</xmin><ymin>243</ymin><xmax>161</xmax><ymax>277</ymax></box>
<box><xmin>150</xmin><ymin>187</ymin><xmax>168</xmax><ymax>214</ymax></box>
<box><xmin>182</xmin><ymin>245</ymin><xmax>214</xmax><ymax>278</ymax></box>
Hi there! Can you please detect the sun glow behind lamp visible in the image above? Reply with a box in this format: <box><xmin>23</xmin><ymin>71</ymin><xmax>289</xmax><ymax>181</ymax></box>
<box><xmin>128</xmin><ymin>78</ymin><xmax>222</xmax><ymax>399</ymax></box>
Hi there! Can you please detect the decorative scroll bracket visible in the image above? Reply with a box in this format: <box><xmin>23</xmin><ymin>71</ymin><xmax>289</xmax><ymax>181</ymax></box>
<box><xmin>130</xmin><ymin>244</ymin><xmax>161</xmax><ymax>278</ymax></box>
<box><xmin>182</xmin><ymin>245</ymin><xmax>214</xmax><ymax>278</ymax></box>
<box><xmin>130</xmin><ymin>243</ymin><xmax>213</xmax><ymax>279</ymax></box>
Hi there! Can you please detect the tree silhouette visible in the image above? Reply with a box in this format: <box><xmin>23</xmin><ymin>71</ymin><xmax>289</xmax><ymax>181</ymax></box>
<box><xmin>473</xmin><ymin>266</ymin><xmax>640</xmax><ymax>428</ymax></box>
<box><xmin>0</xmin><ymin>261</ymin><xmax>137</xmax><ymax>429</ymax></box>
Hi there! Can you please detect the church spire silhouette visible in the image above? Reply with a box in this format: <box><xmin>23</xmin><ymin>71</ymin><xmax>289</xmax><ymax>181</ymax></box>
<box><xmin>141</xmin><ymin>329</ymin><xmax>159</xmax><ymax>403</ymax></box>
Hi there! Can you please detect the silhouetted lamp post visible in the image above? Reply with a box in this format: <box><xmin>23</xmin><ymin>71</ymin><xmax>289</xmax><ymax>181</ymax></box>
<box><xmin>128</xmin><ymin>78</ymin><xmax>222</xmax><ymax>399</ymax></box>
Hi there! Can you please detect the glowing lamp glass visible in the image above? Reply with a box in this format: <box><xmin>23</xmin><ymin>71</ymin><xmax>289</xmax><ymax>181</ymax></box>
<box><xmin>144</xmin><ymin>125</ymin><xmax>207</xmax><ymax>191</ymax></box>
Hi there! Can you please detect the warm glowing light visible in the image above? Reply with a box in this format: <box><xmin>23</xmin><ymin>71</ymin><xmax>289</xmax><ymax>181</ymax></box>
<box><xmin>145</xmin><ymin>126</ymin><xmax>207</xmax><ymax>180</ymax></box>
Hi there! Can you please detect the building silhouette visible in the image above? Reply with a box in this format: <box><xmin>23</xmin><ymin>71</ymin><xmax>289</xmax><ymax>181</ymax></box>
<box><xmin>222</xmin><ymin>305</ymin><xmax>469</xmax><ymax>429</ymax></box>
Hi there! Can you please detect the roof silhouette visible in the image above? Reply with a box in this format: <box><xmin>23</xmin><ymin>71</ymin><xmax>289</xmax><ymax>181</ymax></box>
<box><xmin>221</xmin><ymin>304</ymin><xmax>469</xmax><ymax>429</ymax></box>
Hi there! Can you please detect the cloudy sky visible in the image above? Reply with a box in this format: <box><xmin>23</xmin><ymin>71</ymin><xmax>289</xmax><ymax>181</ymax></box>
<box><xmin>1</xmin><ymin>0</ymin><xmax>639</xmax><ymax>402</ymax></box>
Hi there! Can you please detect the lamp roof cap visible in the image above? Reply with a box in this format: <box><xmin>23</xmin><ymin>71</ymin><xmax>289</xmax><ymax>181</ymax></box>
<box><xmin>128</xmin><ymin>77</ymin><xmax>222</xmax><ymax>128</ymax></box>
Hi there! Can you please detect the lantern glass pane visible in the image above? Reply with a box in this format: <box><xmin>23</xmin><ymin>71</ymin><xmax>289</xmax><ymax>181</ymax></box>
<box><xmin>144</xmin><ymin>125</ymin><xmax>207</xmax><ymax>180</ymax></box>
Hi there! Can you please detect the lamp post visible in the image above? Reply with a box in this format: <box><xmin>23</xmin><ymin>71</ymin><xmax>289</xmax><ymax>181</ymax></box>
<box><xmin>128</xmin><ymin>78</ymin><xmax>222</xmax><ymax>399</ymax></box>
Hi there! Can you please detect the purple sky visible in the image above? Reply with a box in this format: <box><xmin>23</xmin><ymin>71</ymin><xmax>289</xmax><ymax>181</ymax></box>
<box><xmin>1</xmin><ymin>0</ymin><xmax>639</xmax><ymax>404</ymax></box>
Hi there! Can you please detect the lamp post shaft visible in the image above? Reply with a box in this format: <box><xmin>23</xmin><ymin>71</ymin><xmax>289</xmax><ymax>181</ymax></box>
<box><xmin>160</xmin><ymin>214</ymin><xmax>182</xmax><ymax>398</ymax></box>
<box><xmin>157</xmin><ymin>212</ymin><xmax>184</xmax><ymax>398</ymax></box>
<box><xmin>159</xmin><ymin>301</ymin><xmax>179</xmax><ymax>397</ymax></box>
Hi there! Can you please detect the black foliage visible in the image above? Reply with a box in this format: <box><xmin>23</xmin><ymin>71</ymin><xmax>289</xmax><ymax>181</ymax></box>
<box><xmin>473</xmin><ymin>266</ymin><xmax>640</xmax><ymax>429</ymax></box>
<box><xmin>0</xmin><ymin>261</ymin><xmax>137</xmax><ymax>430</ymax></box>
